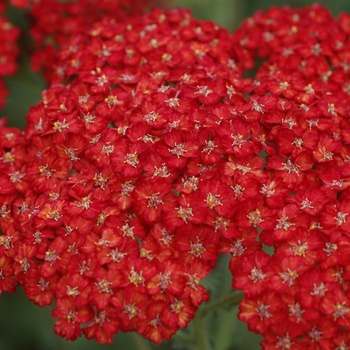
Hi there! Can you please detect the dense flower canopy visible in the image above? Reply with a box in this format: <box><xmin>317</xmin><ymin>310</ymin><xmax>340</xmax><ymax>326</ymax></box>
<box><xmin>9</xmin><ymin>0</ymin><xmax>159</xmax><ymax>81</ymax></box>
<box><xmin>1</xmin><ymin>7</ymin><xmax>251</xmax><ymax>344</ymax></box>
<box><xmin>231</xmin><ymin>5</ymin><xmax>350</xmax><ymax>349</ymax></box>
<box><xmin>2</xmin><ymin>1</ymin><xmax>350</xmax><ymax>349</ymax></box>
<box><xmin>0</xmin><ymin>3</ymin><xmax>20</xmax><ymax>108</ymax></box>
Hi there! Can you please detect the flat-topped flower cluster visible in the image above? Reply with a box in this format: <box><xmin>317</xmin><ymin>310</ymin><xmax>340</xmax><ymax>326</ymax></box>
<box><xmin>0</xmin><ymin>2</ymin><xmax>20</xmax><ymax>107</ymax></box>
<box><xmin>2</xmin><ymin>2</ymin><xmax>350</xmax><ymax>349</ymax></box>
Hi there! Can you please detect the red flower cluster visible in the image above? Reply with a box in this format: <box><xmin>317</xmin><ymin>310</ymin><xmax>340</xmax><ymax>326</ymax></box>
<box><xmin>0</xmin><ymin>3</ymin><xmax>20</xmax><ymax>108</ymax></box>
<box><xmin>3</xmin><ymin>8</ymin><xmax>252</xmax><ymax>344</ymax></box>
<box><xmin>3</xmin><ymin>2</ymin><xmax>350</xmax><ymax>349</ymax></box>
<box><xmin>10</xmin><ymin>0</ymin><xmax>159</xmax><ymax>81</ymax></box>
<box><xmin>0</xmin><ymin>118</ymin><xmax>27</xmax><ymax>295</ymax></box>
<box><xmin>230</xmin><ymin>5</ymin><xmax>350</xmax><ymax>349</ymax></box>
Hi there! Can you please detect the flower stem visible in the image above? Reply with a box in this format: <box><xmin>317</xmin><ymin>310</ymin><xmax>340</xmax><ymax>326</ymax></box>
<box><xmin>198</xmin><ymin>290</ymin><xmax>244</xmax><ymax>319</ymax></box>
<box><xmin>131</xmin><ymin>332</ymin><xmax>153</xmax><ymax>350</ymax></box>
<box><xmin>192</xmin><ymin>316</ymin><xmax>212</xmax><ymax>350</ymax></box>
<box><xmin>173</xmin><ymin>329</ymin><xmax>196</xmax><ymax>345</ymax></box>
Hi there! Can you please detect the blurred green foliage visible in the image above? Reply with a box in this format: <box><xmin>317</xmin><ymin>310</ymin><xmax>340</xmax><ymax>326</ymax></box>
<box><xmin>2</xmin><ymin>1</ymin><xmax>350</xmax><ymax>349</ymax></box>
<box><xmin>173</xmin><ymin>0</ymin><xmax>350</xmax><ymax>31</ymax></box>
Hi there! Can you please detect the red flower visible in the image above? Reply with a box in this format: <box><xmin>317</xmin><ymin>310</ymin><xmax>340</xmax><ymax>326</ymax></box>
<box><xmin>52</xmin><ymin>297</ymin><xmax>93</xmax><ymax>341</ymax></box>
<box><xmin>110</xmin><ymin>285</ymin><xmax>148</xmax><ymax>332</ymax></box>
<box><xmin>320</xmin><ymin>198</ymin><xmax>350</xmax><ymax>235</ymax></box>
<box><xmin>239</xmin><ymin>292</ymin><xmax>283</xmax><ymax>334</ymax></box>
<box><xmin>90</xmin><ymin>265</ymin><xmax>128</xmax><ymax>310</ymax></box>
<box><xmin>0</xmin><ymin>255</ymin><xmax>17</xmax><ymax>294</ymax></box>
<box><xmin>83</xmin><ymin>307</ymin><xmax>120</xmax><ymax>344</ymax></box>
<box><xmin>156</xmin><ymin>129</ymin><xmax>200</xmax><ymax>169</ymax></box>
<box><xmin>233</xmin><ymin>250</ymin><xmax>272</xmax><ymax>298</ymax></box>
<box><xmin>265</xmin><ymin>152</ymin><xmax>314</xmax><ymax>187</ymax></box>
<box><xmin>174</xmin><ymin>224</ymin><xmax>219</xmax><ymax>270</ymax></box>
<box><xmin>136</xmin><ymin>300</ymin><xmax>175</xmax><ymax>343</ymax></box>
<box><xmin>147</xmin><ymin>259</ymin><xmax>187</xmax><ymax>296</ymax></box>
<box><xmin>132</xmin><ymin>177</ymin><xmax>172</xmax><ymax>224</ymax></box>
<box><xmin>161</xmin><ymin>296</ymin><xmax>197</xmax><ymax>329</ymax></box>
<box><xmin>197</xmin><ymin>178</ymin><xmax>236</xmax><ymax>217</ymax></box>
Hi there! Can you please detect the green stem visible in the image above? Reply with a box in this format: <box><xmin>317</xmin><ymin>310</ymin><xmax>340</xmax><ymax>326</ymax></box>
<box><xmin>173</xmin><ymin>329</ymin><xmax>196</xmax><ymax>345</ymax></box>
<box><xmin>131</xmin><ymin>332</ymin><xmax>153</xmax><ymax>350</ymax></box>
<box><xmin>192</xmin><ymin>316</ymin><xmax>212</xmax><ymax>350</ymax></box>
<box><xmin>198</xmin><ymin>290</ymin><xmax>244</xmax><ymax>319</ymax></box>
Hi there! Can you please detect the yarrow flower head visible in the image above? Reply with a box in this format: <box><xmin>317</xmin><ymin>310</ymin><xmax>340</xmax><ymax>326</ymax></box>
<box><xmin>0</xmin><ymin>3</ymin><xmax>20</xmax><ymax>108</ymax></box>
<box><xmin>10</xmin><ymin>0</ymin><xmax>159</xmax><ymax>81</ymax></box>
<box><xmin>3</xmin><ymin>7</ymin><xmax>255</xmax><ymax>344</ymax></box>
<box><xmin>230</xmin><ymin>4</ymin><xmax>350</xmax><ymax>349</ymax></box>
<box><xmin>3</xmin><ymin>1</ymin><xmax>350</xmax><ymax>349</ymax></box>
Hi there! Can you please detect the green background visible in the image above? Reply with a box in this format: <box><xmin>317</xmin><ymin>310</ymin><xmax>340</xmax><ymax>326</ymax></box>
<box><xmin>1</xmin><ymin>1</ymin><xmax>350</xmax><ymax>349</ymax></box>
